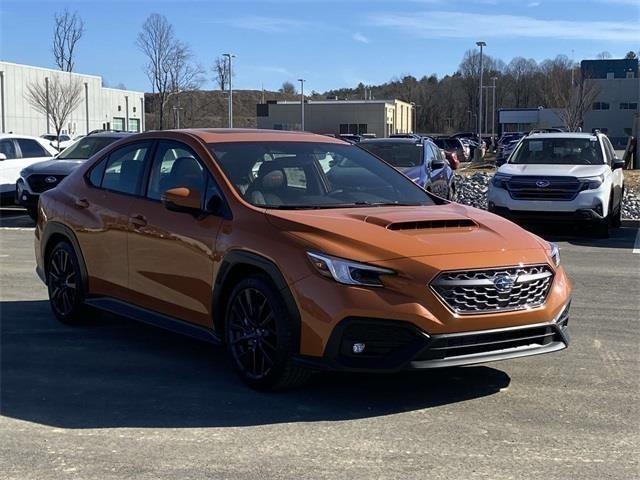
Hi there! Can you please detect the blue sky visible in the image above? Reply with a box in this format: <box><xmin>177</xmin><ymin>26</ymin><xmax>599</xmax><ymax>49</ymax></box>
<box><xmin>1</xmin><ymin>0</ymin><xmax>638</xmax><ymax>93</ymax></box>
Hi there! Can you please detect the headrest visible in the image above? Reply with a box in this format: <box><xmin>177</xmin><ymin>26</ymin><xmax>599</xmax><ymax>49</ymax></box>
<box><xmin>262</xmin><ymin>169</ymin><xmax>286</xmax><ymax>189</ymax></box>
<box><xmin>171</xmin><ymin>157</ymin><xmax>202</xmax><ymax>178</ymax></box>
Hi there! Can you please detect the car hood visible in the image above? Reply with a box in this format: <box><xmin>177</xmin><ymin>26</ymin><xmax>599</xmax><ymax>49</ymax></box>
<box><xmin>498</xmin><ymin>163</ymin><xmax>606</xmax><ymax>178</ymax></box>
<box><xmin>266</xmin><ymin>203</ymin><xmax>546</xmax><ymax>262</ymax></box>
<box><xmin>21</xmin><ymin>159</ymin><xmax>85</xmax><ymax>176</ymax></box>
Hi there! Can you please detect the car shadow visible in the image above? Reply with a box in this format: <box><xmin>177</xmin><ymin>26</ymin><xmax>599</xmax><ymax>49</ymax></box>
<box><xmin>0</xmin><ymin>300</ymin><xmax>510</xmax><ymax>429</ymax></box>
<box><xmin>521</xmin><ymin>223</ymin><xmax>638</xmax><ymax>250</ymax></box>
<box><xmin>0</xmin><ymin>207</ymin><xmax>34</xmax><ymax>228</ymax></box>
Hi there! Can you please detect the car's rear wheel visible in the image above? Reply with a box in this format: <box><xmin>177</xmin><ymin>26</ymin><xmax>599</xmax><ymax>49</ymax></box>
<box><xmin>225</xmin><ymin>275</ymin><xmax>310</xmax><ymax>390</ymax></box>
<box><xmin>47</xmin><ymin>241</ymin><xmax>85</xmax><ymax>324</ymax></box>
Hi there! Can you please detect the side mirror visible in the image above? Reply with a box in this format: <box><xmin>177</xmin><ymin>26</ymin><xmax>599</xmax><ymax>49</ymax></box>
<box><xmin>431</xmin><ymin>159</ymin><xmax>446</xmax><ymax>170</ymax></box>
<box><xmin>162</xmin><ymin>187</ymin><xmax>202</xmax><ymax>214</ymax></box>
<box><xmin>0</xmin><ymin>153</ymin><xmax>6</xmax><ymax>161</ymax></box>
<box><xmin>612</xmin><ymin>157</ymin><xmax>625</xmax><ymax>170</ymax></box>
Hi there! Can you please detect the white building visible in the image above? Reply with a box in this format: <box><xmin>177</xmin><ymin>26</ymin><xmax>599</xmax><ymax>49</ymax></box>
<box><xmin>0</xmin><ymin>61</ymin><xmax>145</xmax><ymax>137</ymax></box>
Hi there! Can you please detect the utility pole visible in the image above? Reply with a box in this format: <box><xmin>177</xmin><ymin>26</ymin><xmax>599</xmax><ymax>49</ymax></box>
<box><xmin>223</xmin><ymin>53</ymin><xmax>235</xmax><ymax>128</ymax></box>
<box><xmin>298</xmin><ymin>78</ymin><xmax>306</xmax><ymax>131</ymax></box>
<box><xmin>491</xmin><ymin>77</ymin><xmax>497</xmax><ymax>142</ymax></box>
<box><xmin>476</xmin><ymin>41</ymin><xmax>486</xmax><ymax>145</ymax></box>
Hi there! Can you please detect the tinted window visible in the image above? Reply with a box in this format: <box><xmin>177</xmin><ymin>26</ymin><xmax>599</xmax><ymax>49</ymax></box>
<box><xmin>209</xmin><ymin>141</ymin><xmax>434</xmax><ymax>209</ymax></box>
<box><xmin>360</xmin><ymin>142</ymin><xmax>423</xmax><ymax>167</ymax></box>
<box><xmin>17</xmin><ymin>138</ymin><xmax>49</xmax><ymax>158</ymax></box>
<box><xmin>0</xmin><ymin>139</ymin><xmax>17</xmax><ymax>159</ymax></box>
<box><xmin>58</xmin><ymin>136</ymin><xmax>120</xmax><ymax>160</ymax></box>
<box><xmin>101</xmin><ymin>143</ymin><xmax>150</xmax><ymax>194</ymax></box>
<box><xmin>510</xmin><ymin>137</ymin><xmax>604</xmax><ymax>165</ymax></box>
<box><xmin>147</xmin><ymin>141</ymin><xmax>205</xmax><ymax>201</ymax></box>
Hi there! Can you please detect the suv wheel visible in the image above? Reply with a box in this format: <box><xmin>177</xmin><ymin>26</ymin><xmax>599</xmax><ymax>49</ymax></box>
<box><xmin>225</xmin><ymin>275</ymin><xmax>311</xmax><ymax>390</ymax></box>
<box><xmin>47</xmin><ymin>241</ymin><xmax>85</xmax><ymax>324</ymax></box>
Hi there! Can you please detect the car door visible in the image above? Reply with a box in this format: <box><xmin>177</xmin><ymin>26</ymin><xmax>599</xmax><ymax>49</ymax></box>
<box><xmin>426</xmin><ymin>143</ymin><xmax>449</xmax><ymax>198</ymax></box>
<box><xmin>127</xmin><ymin>140</ymin><xmax>225</xmax><ymax>328</ymax></box>
<box><xmin>602</xmin><ymin>137</ymin><xmax>623</xmax><ymax>209</ymax></box>
<box><xmin>73</xmin><ymin>141</ymin><xmax>153</xmax><ymax>300</ymax></box>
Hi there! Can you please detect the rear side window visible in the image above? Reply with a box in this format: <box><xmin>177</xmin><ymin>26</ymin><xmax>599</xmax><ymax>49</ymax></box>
<box><xmin>90</xmin><ymin>142</ymin><xmax>150</xmax><ymax>195</ymax></box>
<box><xmin>17</xmin><ymin>138</ymin><xmax>49</xmax><ymax>158</ymax></box>
<box><xmin>0</xmin><ymin>139</ymin><xmax>17</xmax><ymax>159</ymax></box>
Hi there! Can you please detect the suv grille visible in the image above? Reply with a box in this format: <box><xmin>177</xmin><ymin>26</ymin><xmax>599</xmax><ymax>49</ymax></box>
<box><xmin>431</xmin><ymin>265</ymin><xmax>553</xmax><ymax>314</ymax></box>
<box><xmin>506</xmin><ymin>176</ymin><xmax>582</xmax><ymax>201</ymax></box>
<box><xmin>27</xmin><ymin>174</ymin><xmax>67</xmax><ymax>193</ymax></box>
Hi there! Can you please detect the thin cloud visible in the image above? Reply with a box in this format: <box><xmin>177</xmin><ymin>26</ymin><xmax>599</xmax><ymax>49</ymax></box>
<box><xmin>352</xmin><ymin>32</ymin><xmax>370</xmax><ymax>43</ymax></box>
<box><xmin>213</xmin><ymin>16</ymin><xmax>312</xmax><ymax>33</ymax></box>
<box><xmin>528</xmin><ymin>1</ymin><xmax>541</xmax><ymax>6</ymax></box>
<box><xmin>366</xmin><ymin>11</ymin><xmax>639</xmax><ymax>42</ymax></box>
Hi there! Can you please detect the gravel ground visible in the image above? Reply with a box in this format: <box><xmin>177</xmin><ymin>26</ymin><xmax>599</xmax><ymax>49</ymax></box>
<box><xmin>455</xmin><ymin>171</ymin><xmax>640</xmax><ymax>220</ymax></box>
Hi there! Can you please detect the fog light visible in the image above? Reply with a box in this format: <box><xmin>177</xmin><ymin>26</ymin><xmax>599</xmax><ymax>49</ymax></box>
<box><xmin>352</xmin><ymin>342</ymin><xmax>366</xmax><ymax>354</ymax></box>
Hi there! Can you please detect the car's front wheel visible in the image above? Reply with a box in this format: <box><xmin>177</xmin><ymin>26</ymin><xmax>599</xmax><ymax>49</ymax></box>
<box><xmin>47</xmin><ymin>241</ymin><xmax>85</xmax><ymax>324</ymax></box>
<box><xmin>225</xmin><ymin>275</ymin><xmax>311</xmax><ymax>390</ymax></box>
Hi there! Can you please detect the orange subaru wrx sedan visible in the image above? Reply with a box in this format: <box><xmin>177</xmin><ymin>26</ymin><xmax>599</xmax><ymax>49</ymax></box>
<box><xmin>35</xmin><ymin>129</ymin><xmax>571</xmax><ymax>389</ymax></box>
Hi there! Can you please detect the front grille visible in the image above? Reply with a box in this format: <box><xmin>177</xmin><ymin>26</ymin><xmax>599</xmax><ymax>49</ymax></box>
<box><xmin>506</xmin><ymin>176</ymin><xmax>582</xmax><ymax>201</ymax></box>
<box><xmin>431</xmin><ymin>264</ymin><xmax>554</xmax><ymax>314</ymax></box>
<box><xmin>416</xmin><ymin>323</ymin><xmax>561</xmax><ymax>361</ymax></box>
<box><xmin>27</xmin><ymin>174</ymin><xmax>66</xmax><ymax>193</ymax></box>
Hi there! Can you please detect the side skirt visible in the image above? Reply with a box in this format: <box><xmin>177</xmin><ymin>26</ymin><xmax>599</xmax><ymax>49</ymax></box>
<box><xmin>85</xmin><ymin>297</ymin><xmax>222</xmax><ymax>345</ymax></box>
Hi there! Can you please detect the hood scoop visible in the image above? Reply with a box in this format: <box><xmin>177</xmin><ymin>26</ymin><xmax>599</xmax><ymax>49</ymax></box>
<box><xmin>386</xmin><ymin>219</ymin><xmax>477</xmax><ymax>231</ymax></box>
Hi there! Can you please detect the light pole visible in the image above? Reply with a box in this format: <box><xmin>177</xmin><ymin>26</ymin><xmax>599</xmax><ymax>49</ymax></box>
<box><xmin>476</xmin><ymin>41</ymin><xmax>486</xmax><ymax>144</ymax></box>
<box><xmin>223</xmin><ymin>53</ymin><xmax>235</xmax><ymax>128</ymax></box>
<box><xmin>491</xmin><ymin>77</ymin><xmax>497</xmax><ymax>143</ymax></box>
<box><xmin>298</xmin><ymin>78</ymin><xmax>306</xmax><ymax>131</ymax></box>
<box><xmin>410</xmin><ymin>102</ymin><xmax>419</xmax><ymax>133</ymax></box>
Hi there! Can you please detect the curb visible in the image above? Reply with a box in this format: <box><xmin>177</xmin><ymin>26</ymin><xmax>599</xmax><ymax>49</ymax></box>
<box><xmin>621</xmin><ymin>219</ymin><xmax>640</xmax><ymax>228</ymax></box>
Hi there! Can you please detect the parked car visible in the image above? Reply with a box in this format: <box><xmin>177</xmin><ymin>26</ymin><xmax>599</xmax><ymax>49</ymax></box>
<box><xmin>359</xmin><ymin>137</ymin><xmax>455</xmax><ymax>198</ymax></box>
<box><xmin>16</xmin><ymin>132</ymin><xmax>131</xmax><ymax>219</ymax></box>
<box><xmin>529</xmin><ymin>128</ymin><xmax>564</xmax><ymax>135</ymax></box>
<box><xmin>433</xmin><ymin>137</ymin><xmax>467</xmax><ymax>162</ymax></box>
<box><xmin>41</xmin><ymin>134</ymin><xmax>74</xmax><ymax>151</ymax></box>
<box><xmin>495</xmin><ymin>138</ymin><xmax>523</xmax><ymax>166</ymax></box>
<box><xmin>442</xmin><ymin>149</ymin><xmax>460</xmax><ymax>170</ymax></box>
<box><xmin>0</xmin><ymin>134</ymin><xmax>58</xmax><ymax>204</ymax></box>
<box><xmin>488</xmin><ymin>132</ymin><xmax>624</xmax><ymax>237</ymax></box>
<box><xmin>338</xmin><ymin>134</ymin><xmax>361</xmax><ymax>143</ymax></box>
<box><xmin>35</xmin><ymin>128</ymin><xmax>571</xmax><ymax>390</ymax></box>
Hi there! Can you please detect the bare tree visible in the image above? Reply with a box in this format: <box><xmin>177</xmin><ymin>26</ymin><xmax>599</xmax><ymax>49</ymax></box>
<box><xmin>625</xmin><ymin>51</ymin><xmax>638</xmax><ymax>60</ymax></box>
<box><xmin>279</xmin><ymin>81</ymin><xmax>296</xmax><ymax>94</ymax></box>
<box><xmin>596</xmin><ymin>51</ymin><xmax>612</xmax><ymax>60</ymax></box>
<box><xmin>53</xmin><ymin>9</ymin><xmax>84</xmax><ymax>72</ymax></box>
<box><xmin>557</xmin><ymin>76</ymin><xmax>601</xmax><ymax>132</ymax></box>
<box><xmin>25</xmin><ymin>75</ymin><xmax>83</xmax><ymax>148</ymax></box>
<box><xmin>212</xmin><ymin>56</ymin><xmax>229</xmax><ymax>90</ymax></box>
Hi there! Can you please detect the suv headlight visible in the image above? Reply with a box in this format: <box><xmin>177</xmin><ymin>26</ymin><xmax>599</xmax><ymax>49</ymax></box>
<box><xmin>307</xmin><ymin>252</ymin><xmax>395</xmax><ymax>287</ymax></box>
<box><xmin>548</xmin><ymin>242</ymin><xmax>560</xmax><ymax>267</ymax></box>
<box><xmin>580</xmin><ymin>175</ymin><xmax>604</xmax><ymax>190</ymax></box>
<box><xmin>491</xmin><ymin>173</ymin><xmax>511</xmax><ymax>189</ymax></box>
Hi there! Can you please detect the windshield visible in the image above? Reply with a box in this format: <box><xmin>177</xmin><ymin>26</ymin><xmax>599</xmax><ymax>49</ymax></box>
<box><xmin>509</xmin><ymin>137</ymin><xmax>604</xmax><ymax>165</ymax></box>
<box><xmin>359</xmin><ymin>142</ymin><xmax>423</xmax><ymax>168</ymax></box>
<box><xmin>209</xmin><ymin>141</ymin><xmax>434</xmax><ymax>209</ymax></box>
<box><xmin>57</xmin><ymin>136</ymin><xmax>119</xmax><ymax>160</ymax></box>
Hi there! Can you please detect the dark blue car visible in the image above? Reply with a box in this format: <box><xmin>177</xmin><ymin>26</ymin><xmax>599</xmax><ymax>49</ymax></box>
<box><xmin>360</xmin><ymin>137</ymin><xmax>455</xmax><ymax>199</ymax></box>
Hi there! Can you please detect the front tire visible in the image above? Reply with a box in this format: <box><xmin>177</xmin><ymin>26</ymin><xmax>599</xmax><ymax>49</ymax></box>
<box><xmin>47</xmin><ymin>241</ymin><xmax>85</xmax><ymax>324</ymax></box>
<box><xmin>224</xmin><ymin>275</ymin><xmax>310</xmax><ymax>390</ymax></box>
<box><xmin>612</xmin><ymin>189</ymin><xmax>623</xmax><ymax>229</ymax></box>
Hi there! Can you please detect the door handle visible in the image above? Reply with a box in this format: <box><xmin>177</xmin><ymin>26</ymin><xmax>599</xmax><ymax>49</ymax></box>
<box><xmin>74</xmin><ymin>198</ymin><xmax>89</xmax><ymax>209</ymax></box>
<box><xmin>129</xmin><ymin>214</ymin><xmax>147</xmax><ymax>227</ymax></box>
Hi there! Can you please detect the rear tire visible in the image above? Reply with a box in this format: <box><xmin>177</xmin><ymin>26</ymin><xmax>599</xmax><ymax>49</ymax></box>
<box><xmin>224</xmin><ymin>275</ymin><xmax>311</xmax><ymax>391</ymax></box>
<box><xmin>47</xmin><ymin>241</ymin><xmax>86</xmax><ymax>324</ymax></box>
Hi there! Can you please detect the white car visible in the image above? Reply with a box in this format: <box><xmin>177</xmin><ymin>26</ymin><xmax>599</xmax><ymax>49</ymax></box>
<box><xmin>41</xmin><ymin>133</ymin><xmax>74</xmax><ymax>151</ymax></box>
<box><xmin>487</xmin><ymin>132</ymin><xmax>624</xmax><ymax>237</ymax></box>
<box><xmin>0</xmin><ymin>134</ymin><xmax>58</xmax><ymax>204</ymax></box>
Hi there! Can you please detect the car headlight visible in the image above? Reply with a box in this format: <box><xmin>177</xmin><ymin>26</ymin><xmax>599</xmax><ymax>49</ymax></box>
<box><xmin>580</xmin><ymin>175</ymin><xmax>604</xmax><ymax>190</ymax></box>
<box><xmin>19</xmin><ymin>169</ymin><xmax>28</xmax><ymax>178</ymax></box>
<box><xmin>491</xmin><ymin>174</ymin><xmax>511</xmax><ymax>189</ymax></box>
<box><xmin>307</xmin><ymin>252</ymin><xmax>395</xmax><ymax>287</ymax></box>
<box><xmin>548</xmin><ymin>242</ymin><xmax>560</xmax><ymax>267</ymax></box>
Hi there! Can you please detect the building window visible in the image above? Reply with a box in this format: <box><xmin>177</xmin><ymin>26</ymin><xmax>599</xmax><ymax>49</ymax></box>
<box><xmin>592</xmin><ymin>102</ymin><xmax>610</xmax><ymax>110</ymax></box>
<box><xmin>358</xmin><ymin>124</ymin><xmax>368</xmax><ymax>134</ymax></box>
<box><xmin>606</xmin><ymin>72</ymin><xmax>614</xmax><ymax>80</ymax></box>
<box><xmin>112</xmin><ymin>117</ymin><xmax>125</xmax><ymax>131</ymax></box>
<box><xmin>133</xmin><ymin>106</ymin><xmax>137</xmax><ymax>113</ymax></box>
<box><xmin>626</xmin><ymin>71</ymin><xmax>635</xmax><ymax>79</ymax></box>
<box><xmin>117</xmin><ymin>105</ymin><xmax>122</xmax><ymax>112</ymax></box>
<box><xmin>620</xmin><ymin>102</ymin><xmax>638</xmax><ymax>110</ymax></box>
<box><xmin>128</xmin><ymin>118</ymin><xmax>140</xmax><ymax>132</ymax></box>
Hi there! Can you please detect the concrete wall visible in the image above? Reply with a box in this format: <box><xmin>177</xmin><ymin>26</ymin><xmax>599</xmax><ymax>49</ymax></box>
<box><xmin>0</xmin><ymin>61</ymin><xmax>145</xmax><ymax>137</ymax></box>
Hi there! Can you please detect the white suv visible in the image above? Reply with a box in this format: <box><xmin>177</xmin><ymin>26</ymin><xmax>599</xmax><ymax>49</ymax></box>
<box><xmin>487</xmin><ymin>132</ymin><xmax>624</xmax><ymax>237</ymax></box>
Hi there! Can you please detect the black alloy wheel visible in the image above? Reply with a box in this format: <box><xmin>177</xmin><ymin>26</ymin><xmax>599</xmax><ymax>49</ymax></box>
<box><xmin>47</xmin><ymin>242</ymin><xmax>84</xmax><ymax>323</ymax></box>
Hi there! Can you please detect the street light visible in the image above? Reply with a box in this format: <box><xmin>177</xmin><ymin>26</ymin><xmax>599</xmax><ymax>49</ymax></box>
<box><xmin>491</xmin><ymin>77</ymin><xmax>497</xmax><ymax>144</ymax></box>
<box><xmin>298</xmin><ymin>78</ymin><xmax>306</xmax><ymax>131</ymax></box>
<box><xmin>223</xmin><ymin>53</ymin><xmax>235</xmax><ymax>128</ymax></box>
<box><xmin>476</xmin><ymin>41</ymin><xmax>486</xmax><ymax>144</ymax></box>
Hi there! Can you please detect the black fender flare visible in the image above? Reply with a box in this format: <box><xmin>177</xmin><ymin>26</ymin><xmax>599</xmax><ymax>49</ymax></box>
<box><xmin>41</xmin><ymin>221</ymin><xmax>89</xmax><ymax>294</ymax></box>
<box><xmin>212</xmin><ymin>250</ymin><xmax>301</xmax><ymax>350</ymax></box>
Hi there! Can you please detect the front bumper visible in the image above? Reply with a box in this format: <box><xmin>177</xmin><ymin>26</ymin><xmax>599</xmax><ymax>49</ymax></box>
<box><xmin>489</xmin><ymin>205</ymin><xmax>605</xmax><ymax>223</ymax></box>
<box><xmin>295</xmin><ymin>302</ymin><xmax>571</xmax><ymax>372</ymax></box>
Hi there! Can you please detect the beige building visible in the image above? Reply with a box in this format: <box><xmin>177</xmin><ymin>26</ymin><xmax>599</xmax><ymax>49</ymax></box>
<box><xmin>256</xmin><ymin>99</ymin><xmax>414</xmax><ymax>138</ymax></box>
<box><xmin>0</xmin><ymin>61</ymin><xmax>145</xmax><ymax>137</ymax></box>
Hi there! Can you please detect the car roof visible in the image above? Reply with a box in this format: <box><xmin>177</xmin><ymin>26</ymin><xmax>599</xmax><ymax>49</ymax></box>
<box><xmin>87</xmin><ymin>132</ymin><xmax>133</xmax><ymax>139</ymax></box>
<box><xmin>524</xmin><ymin>132</ymin><xmax>599</xmax><ymax>140</ymax></box>
<box><xmin>360</xmin><ymin>137</ymin><xmax>422</xmax><ymax>144</ymax></box>
<box><xmin>180</xmin><ymin>128</ymin><xmax>347</xmax><ymax>145</ymax></box>
<box><xmin>0</xmin><ymin>133</ymin><xmax>47</xmax><ymax>140</ymax></box>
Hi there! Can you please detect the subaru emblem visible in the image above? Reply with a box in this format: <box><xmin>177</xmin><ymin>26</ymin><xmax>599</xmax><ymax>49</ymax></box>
<box><xmin>493</xmin><ymin>275</ymin><xmax>515</xmax><ymax>292</ymax></box>
<box><xmin>536</xmin><ymin>180</ymin><xmax>550</xmax><ymax>188</ymax></box>
<box><xmin>44</xmin><ymin>176</ymin><xmax>58</xmax><ymax>184</ymax></box>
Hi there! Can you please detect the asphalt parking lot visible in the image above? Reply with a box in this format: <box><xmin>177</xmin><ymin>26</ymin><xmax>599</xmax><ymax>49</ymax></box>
<box><xmin>1</xmin><ymin>208</ymin><xmax>639</xmax><ymax>480</ymax></box>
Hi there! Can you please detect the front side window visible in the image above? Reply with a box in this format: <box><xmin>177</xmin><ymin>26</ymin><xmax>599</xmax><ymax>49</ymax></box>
<box><xmin>99</xmin><ymin>142</ymin><xmax>150</xmax><ymax>194</ymax></box>
<box><xmin>17</xmin><ymin>138</ymin><xmax>49</xmax><ymax>158</ymax></box>
<box><xmin>147</xmin><ymin>141</ymin><xmax>206</xmax><ymax>201</ymax></box>
<box><xmin>360</xmin><ymin>142</ymin><xmax>424</xmax><ymax>168</ymax></box>
<box><xmin>209</xmin><ymin>141</ymin><xmax>434</xmax><ymax>209</ymax></box>
<box><xmin>510</xmin><ymin>137</ymin><xmax>604</xmax><ymax>165</ymax></box>
<box><xmin>0</xmin><ymin>139</ymin><xmax>17</xmax><ymax>159</ymax></box>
